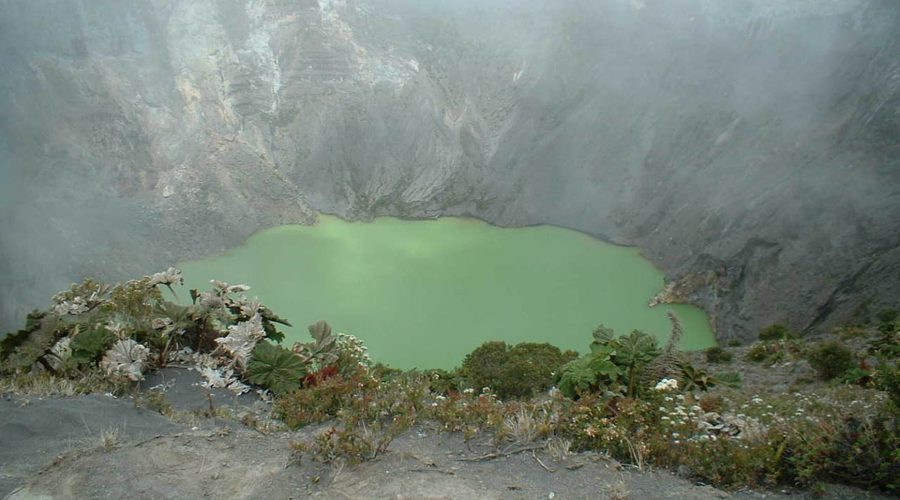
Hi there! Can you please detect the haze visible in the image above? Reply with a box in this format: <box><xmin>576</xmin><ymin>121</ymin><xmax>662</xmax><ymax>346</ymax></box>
<box><xmin>1</xmin><ymin>0</ymin><xmax>898</xmax><ymax>342</ymax></box>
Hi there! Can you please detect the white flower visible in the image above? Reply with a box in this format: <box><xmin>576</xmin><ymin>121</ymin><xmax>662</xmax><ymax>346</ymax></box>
<box><xmin>100</xmin><ymin>339</ymin><xmax>149</xmax><ymax>381</ymax></box>
<box><xmin>654</xmin><ymin>378</ymin><xmax>679</xmax><ymax>391</ymax></box>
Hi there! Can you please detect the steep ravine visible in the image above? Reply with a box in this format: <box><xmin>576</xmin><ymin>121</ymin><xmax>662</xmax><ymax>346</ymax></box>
<box><xmin>1</xmin><ymin>0</ymin><xmax>898</xmax><ymax>342</ymax></box>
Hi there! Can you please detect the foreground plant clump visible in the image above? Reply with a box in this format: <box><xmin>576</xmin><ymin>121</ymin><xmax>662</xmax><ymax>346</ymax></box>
<box><xmin>1</xmin><ymin>272</ymin><xmax>897</xmax><ymax>494</ymax></box>
<box><xmin>0</xmin><ymin>269</ymin><xmax>365</xmax><ymax>397</ymax></box>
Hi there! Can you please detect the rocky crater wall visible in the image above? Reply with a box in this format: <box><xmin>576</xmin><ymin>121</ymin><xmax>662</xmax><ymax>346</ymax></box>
<box><xmin>1</xmin><ymin>0</ymin><xmax>898</xmax><ymax>342</ymax></box>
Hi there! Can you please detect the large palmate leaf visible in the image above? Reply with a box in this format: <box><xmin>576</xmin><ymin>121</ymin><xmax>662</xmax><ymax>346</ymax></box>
<box><xmin>590</xmin><ymin>324</ymin><xmax>615</xmax><ymax>352</ymax></box>
<box><xmin>613</xmin><ymin>330</ymin><xmax>660</xmax><ymax>368</ymax></box>
<box><xmin>260</xmin><ymin>306</ymin><xmax>290</xmax><ymax>343</ymax></box>
<box><xmin>292</xmin><ymin>320</ymin><xmax>339</xmax><ymax>368</ymax></box>
<box><xmin>589</xmin><ymin>355</ymin><xmax>621</xmax><ymax>379</ymax></box>
<box><xmin>70</xmin><ymin>325</ymin><xmax>116</xmax><ymax>365</ymax></box>
<box><xmin>558</xmin><ymin>346</ymin><xmax>621</xmax><ymax>399</ymax></box>
<box><xmin>247</xmin><ymin>341</ymin><xmax>307</xmax><ymax>395</ymax></box>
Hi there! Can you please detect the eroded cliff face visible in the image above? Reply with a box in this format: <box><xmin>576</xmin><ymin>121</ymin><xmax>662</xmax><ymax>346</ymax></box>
<box><xmin>1</xmin><ymin>0</ymin><xmax>898</xmax><ymax>342</ymax></box>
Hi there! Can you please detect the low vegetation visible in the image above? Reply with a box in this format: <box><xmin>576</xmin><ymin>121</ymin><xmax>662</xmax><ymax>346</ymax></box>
<box><xmin>1</xmin><ymin>271</ymin><xmax>898</xmax><ymax>495</ymax></box>
<box><xmin>704</xmin><ymin>346</ymin><xmax>732</xmax><ymax>364</ymax></box>
<box><xmin>459</xmin><ymin>341</ymin><xmax>577</xmax><ymax>399</ymax></box>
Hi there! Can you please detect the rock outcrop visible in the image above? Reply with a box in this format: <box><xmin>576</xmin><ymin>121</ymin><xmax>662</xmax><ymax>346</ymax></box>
<box><xmin>1</xmin><ymin>0</ymin><xmax>898</xmax><ymax>342</ymax></box>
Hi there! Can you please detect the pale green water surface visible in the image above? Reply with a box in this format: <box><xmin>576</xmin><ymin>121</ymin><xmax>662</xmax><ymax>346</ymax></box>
<box><xmin>178</xmin><ymin>215</ymin><xmax>715</xmax><ymax>369</ymax></box>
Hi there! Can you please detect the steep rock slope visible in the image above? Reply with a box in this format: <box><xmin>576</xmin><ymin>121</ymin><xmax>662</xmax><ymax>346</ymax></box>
<box><xmin>1</xmin><ymin>0</ymin><xmax>898</xmax><ymax>342</ymax></box>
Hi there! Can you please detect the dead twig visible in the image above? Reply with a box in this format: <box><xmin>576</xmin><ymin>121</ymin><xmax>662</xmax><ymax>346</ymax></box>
<box><xmin>532</xmin><ymin>450</ymin><xmax>555</xmax><ymax>473</ymax></box>
<box><xmin>408</xmin><ymin>468</ymin><xmax>456</xmax><ymax>475</ymax></box>
<box><xmin>457</xmin><ymin>452</ymin><xmax>501</xmax><ymax>462</ymax></box>
<box><xmin>457</xmin><ymin>443</ymin><xmax>546</xmax><ymax>462</ymax></box>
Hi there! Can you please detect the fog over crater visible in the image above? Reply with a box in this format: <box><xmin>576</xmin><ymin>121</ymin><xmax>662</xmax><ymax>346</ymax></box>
<box><xmin>1</xmin><ymin>0</ymin><xmax>898</xmax><ymax>342</ymax></box>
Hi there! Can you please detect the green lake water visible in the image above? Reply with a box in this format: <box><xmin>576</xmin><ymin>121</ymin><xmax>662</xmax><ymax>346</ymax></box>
<box><xmin>178</xmin><ymin>215</ymin><xmax>715</xmax><ymax>369</ymax></box>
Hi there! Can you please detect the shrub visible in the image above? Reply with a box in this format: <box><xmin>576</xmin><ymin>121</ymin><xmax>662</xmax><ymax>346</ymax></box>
<box><xmin>807</xmin><ymin>342</ymin><xmax>856</xmax><ymax>381</ymax></box>
<box><xmin>876</xmin><ymin>309</ymin><xmax>898</xmax><ymax>325</ymax></box>
<box><xmin>874</xmin><ymin>361</ymin><xmax>900</xmax><ymax>408</ymax></box>
<box><xmin>423</xmin><ymin>368</ymin><xmax>462</xmax><ymax>395</ymax></box>
<box><xmin>745</xmin><ymin>339</ymin><xmax>805</xmax><ymax>365</ymax></box>
<box><xmin>716</xmin><ymin>371</ymin><xmax>742</xmax><ymax>388</ymax></box>
<box><xmin>459</xmin><ymin>341</ymin><xmax>575</xmax><ymax>399</ymax></box>
<box><xmin>459</xmin><ymin>341</ymin><xmax>507</xmax><ymax>389</ymax></box>
<box><xmin>758</xmin><ymin>324</ymin><xmax>794</xmax><ymax>341</ymax></box>
<box><xmin>746</xmin><ymin>343</ymin><xmax>770</xmax><ymax>362</ymax></box>
<box><xmin>275</xmin><ymin>366</ymin><xmax>376</xmax><ymax>428</ymax></box>
<box><xmin>705</xmin><ymin>346</ymin><xmax>733</xmax><ymax>364</ymax></box>
<box><xmin>698</xmin><ymin>393</ymin><xmax>726</xmax><ymax>413</ymax></box>
<box><xmin>835</xmin><ymin>325</ymin><xmax>868</xmax><ymax>340</ymax></box>
<box><xmin>371</xmin><ymin>362</ymin><xmax>402</xmax><ymax>382</ymax></box>
<box><xmin>839</xmin><ymin>367</ymin><xmax>873</xmax><ymax>387</ymax></box>
<box><xmin>868</xmin><ymin>329</ymin><xmax>899</xmax><ymax>358</ymax></box>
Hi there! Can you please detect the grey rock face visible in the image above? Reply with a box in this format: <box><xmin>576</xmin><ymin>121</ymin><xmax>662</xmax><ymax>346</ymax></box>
<box><xmin>1</xmin><ymin>0</ymin><xmax>898</xmax><ymax>342</ymax></box>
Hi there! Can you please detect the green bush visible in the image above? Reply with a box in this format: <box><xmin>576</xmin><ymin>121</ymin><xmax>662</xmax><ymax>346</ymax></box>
<box><xmin>274</xmin><ymin>366</ymin><xmax>376</xmax><ymax>429</ymax></box>
<box><xmin>758</xmin><ymin>324</ymin><xmax>794</xmax><ymax>341</ymax></box>
<box><xmin>715</xmin><ymin>371</ymin><xmax>742</xmax><ymax>388</ymax></box>
<box><xmin>422</xmin><ymin>368</ymin><xmax>462</xmax><ymax>395</ymax></box>
<box><xmin>745</xmin><ymin>339</ymin><xmax>805</xmax><ymax>365</ymax></box>
<box><xmin>807</xmin><ymin>342</ymin><xmax>856</xmax><ymax>381</ymax></box>
<box><xmin>746</xmin><ymin>342</ymin><xmax>770</xmax><ymax>362</ymax></box>
<box><xmin>705</xmin><ymin>346</ymin><xmax>733</xmax><ymax>364</ymax></box>
<box><xmin>459</xmin><ymin>341</ymin><xmax>576</xmax><ymax>399</ymax></box>
<box><xmin>876</xmin><ymin>309</ymin><xmax>898</xmax><ymax>325</ymax></box>
<box><xmin>875</xmin><ymin>361</ymin><xmax>900</xmax><ymax>408</ymax></box>
<box><xmin>557</xmin><ymin>326</ymin><xmax>662</xmax><ymax>399</ymax></box>
<box><xmin>371</xmin><ymin>362</ymin><xmax>402</xmax><ymax>382</ymax></box>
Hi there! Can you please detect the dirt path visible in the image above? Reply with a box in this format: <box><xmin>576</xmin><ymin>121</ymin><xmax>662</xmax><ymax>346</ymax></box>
<box><xmin>1</xmin><ymin>394</ymin><xmax>888</xmax><ymax>500</ymax></box>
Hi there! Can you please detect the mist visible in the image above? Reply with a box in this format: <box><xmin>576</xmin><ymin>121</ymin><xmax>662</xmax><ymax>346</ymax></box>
<box><xmin>0</xmin><ymin>0</ymin><xmax>898</xmax><ymax>341</ymax></box>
